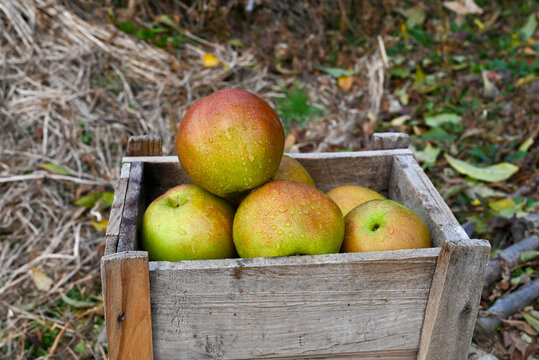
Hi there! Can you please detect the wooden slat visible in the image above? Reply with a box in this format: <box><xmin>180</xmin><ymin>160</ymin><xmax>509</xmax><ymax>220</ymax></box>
<box><xmin>417</xmin><ymin>239</ymin><xmax>490</xmax><ymax>360</ymax></box>
<box><xmin>267</xmin><ymin>348</ymin><xmax>416</xmax><ymax>359</ymax></box>
<box><xmin>101</xmin><ymin>251</ymin><xmax>153</xmax><ymax>360</ymax></box>
<box><xmin>117</xmin><ymin>162</ymin><xmax>143</xmax><ymax>252</ymax></box>
<box><xmin>105</xmin><ymin>163</ymin><xmax>131</xmax><ymax>255</ymax></box>
<box><xmin>127</xmin><ymin>135</ymin><xmax>162</xmax><ymax>156</ymax></box>
<box><xmin>123</xmin><ymin>149</ymin><xmax>413</xmax><ymax>198</ymax></box>
<box><xmin>148</xmin><ymin>249</ymin><xmax>439</xmax><ymax>359</ymax></box>
<box><xmin>389</xmin><ymin>155</ymin><xmax>469</xmax><ymax>247</ymax></box>
<box><xmin>371</xmin><ymin>133</ymin><xmax>410</xmax><ymax>150</ymax></box>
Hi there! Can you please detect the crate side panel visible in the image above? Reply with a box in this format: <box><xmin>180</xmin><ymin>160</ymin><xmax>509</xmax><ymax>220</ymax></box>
<box><xmin>149</xmin><ymin>255</ymin><xmax>437</xmax><ymax>359</ymax></box>
<box><xmin>292</xmin><ymin>151</ymin><xmax>403</xmax><ymax>193</ymax></box>
<box><xmin>389</xmin><ymin>155</ymin><xmax>469</xmax><ymax>247</ymax></box>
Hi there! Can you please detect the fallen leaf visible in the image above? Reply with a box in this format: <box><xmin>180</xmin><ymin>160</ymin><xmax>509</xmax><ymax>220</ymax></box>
<box><xmin>463</xmin><ymin>183</ymin><xmax>507</xmax><ymax>201</ymax></box>
<box><xmin>59</xmin><ymin>292</ymin><xmax>96</xmax><ymax>308</ymax></box>
<box><xmin>443</xmin><ymin>0</ymin><xmax>483</xmax><ymax>16</ymax></box>
<box><xmin>523</xmin><ymin>311</ymin><xmax>539</xmax><ymax>333</ymax></box>
<box><xmin>40</xmin><ymin>163</ymin><xmax>73</xmax><ymax>176</ymax></box>
<box><xmin>444</xmin><ymin>154</ymin><xmax>519</xmax><ymax>182</ymax></box>
<box><xmin>515</xmin><ymin>74</ymin><xmax>538</xmax><ymax>87</ymax></box>
<box><xmin>424</xmin><ymin>113</ymin><xmax>462</xmax><ymax>127</ymax></box>
<box><xmin>414</xmin><ymin>144</ymin><xmax>441</xmax><ymax>167</ymax></box>
<box><xmin>202</xmin><ymin>53</ymin><xmax>220</xmax><ymax>67</ymax></box>
<box><xmin>338</xmin><ymin>75</ymin><xmax>354</xmax><ymax>92</ymax></box>
<box><xmin>390</xmin><ymin>114</ymin><xmax>411</xmax><ymax>126</ymax></box>
<box><xmin>489</xmin><ymin>198</ymin><xmax>516</xmax><ymax>212</ymax></box>
<box><xmin>31</xmin><ymin>267</ymin><xmax>53</xmax><ymax>292</ymax></box>
<box><xmin>396</xmin><ymin>5</ymin><xmax>426</xmax><ymax>29</ymax></box>
<box><xmin>521</xmin><ymin>250</ymin><xmax>539</xmax><ymax>262</ymax></box>
<box><xmin>519</xmin><ymin>13</ymin><xmax>537</xmax><ymax>40</ymax></box>
<box><xmin>317</xmin><ymin>66</ymin><xmax>357</xmax><ymax>78</ymax></box>
<box><xmin>501</xmin><ymin>319</ymin><xmax>538</xmax><ymax>337</ymax></box>
<box><xmin>503</xmin><ymin>331</ymin><xmax>539</xmax><ymax>359</ymax></box>
<box><xmin>91</xmin><ymin>219</ymin><xmax>109</xmax><ymax>232</ymax></box>
<box><xmin>284</xmin><ymin>133</ymin><xmax>296</xmax><ymax>152</ymax></box>
<box><xmin>74</xmin><ymin>192</ymin><xmax>114</xmax><ymax>210</ymax></box>
<box><xmin>482</xmin><ymin>70</ymin><xmax>500</xmax><ymax>98</ymax></box>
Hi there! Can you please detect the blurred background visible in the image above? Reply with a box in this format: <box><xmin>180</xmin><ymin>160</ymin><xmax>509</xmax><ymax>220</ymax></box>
<box><xmin>0</xmin><ymin>0</ymin><xmax>537</xmax><ymax>358</ymax></box>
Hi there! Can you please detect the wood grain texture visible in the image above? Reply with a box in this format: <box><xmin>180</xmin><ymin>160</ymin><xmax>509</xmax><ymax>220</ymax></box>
<box><xmin>371</xmin><ymin>133</ymin><xmax>410</xmax><ymax>150</ymax></box>
<box><xmin>127</xmin><ymin>135</ymin><xmax>162</xmax><ymax>156</ymax></box>
<box><xmin>389</xmin><ymin>155</ymin><xmax>469</xmax><ymax>247</ymax></box>
<box><xmin>417</xmin><ymin>238</ymin><xmax>490</xmax><ymax>360</ymax></box>
<box><xmin>117</xmin><ymin>162</ymin><xmax>144</xmax><ymax>252</ymax></box>
<box><xmin>122</xmin><ymin>149</ymin><xmax>413</xmax><ymax>198</ymax></box>
<box><xmin>266</xmin><ymin>348</ymin><xmax>416</xmax><ymax>359</ymax></box>
<box><xmin>105</xmin><ymin>162</ymin><xmax>131</xmax><ymax>255</ymax></box>
<box><xmin>147</xmin><ymin>249</ymin><xmax>440</xmax><ymax>359</ymax></box>
<box><xmin>101</xmin><ymin>251</ymin><xmax>153</xmax><ymax>360</ymax></box>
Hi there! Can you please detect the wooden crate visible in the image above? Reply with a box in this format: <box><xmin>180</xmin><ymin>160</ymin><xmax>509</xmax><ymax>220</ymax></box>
<box><xmin>101</xmin><ymin>133</ymin><xmax>490</xmax><ymax>360</ymax></box>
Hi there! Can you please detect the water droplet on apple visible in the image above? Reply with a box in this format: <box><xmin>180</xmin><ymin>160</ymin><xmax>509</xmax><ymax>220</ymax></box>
<box><xmin>248</xmin><ymin>155</ymin><xmax>255</xmax><ymax>162</ymax></box>
<box><xmin>284</xmin><ymin>220</ymin><xmax>292</xmax><ymax>227</ymax></box>
<box><xmin>278</xmin><ymin>205</ymin><xmax>288</xmax><ymax>213</ymax></box>
<box><xmin>178</xmin><ymin>228</ymin><xmax>187</xmax><ymax>235</ymax></box>
<box><xmin>277</xmin><ymin>229</ymin><xmax>283</xmax><ymax>235</ymax></box>
<box><xmin>389</xmin><ymin>227</ymin><xmax>394</xmax><ymax>234</ymax></box>
<box><xmin>271</xmin><ymin>225</ymin><xmax>277</xmax><ymax>230</ymax></box>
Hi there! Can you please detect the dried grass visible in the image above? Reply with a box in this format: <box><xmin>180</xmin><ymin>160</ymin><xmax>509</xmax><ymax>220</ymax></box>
<box><xmin>0</xmin><ymin>1</ymin><xmax>385</xmax><ymax>357</ymax></box>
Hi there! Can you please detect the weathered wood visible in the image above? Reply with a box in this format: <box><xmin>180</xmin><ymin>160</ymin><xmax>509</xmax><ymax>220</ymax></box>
<box><xmin>371</xmin><ymin>133</ymin><xmax>410</xmax><ymax>150</ymax></box>
<box><xmin>389</xmin><ymin>155</ymin><xmax>469</xmax><ymax>247</ymax></box>
<box><xmin>476</xmin><ymin>278</ymin><xmax>539</xmax><ymax>334</ymax></box>
<box><xmin>484</xmin><ymin>235</ymin><xmax>539</xmax><ymax>288</ymax></box>
<box><xmin>417</xmin><ymin>238</ymin><xmax>490</xmax><ymax>360</ymax></box>
<box><xmin>148</xmin><ymin>249</ymin><xmax>440</xmax><ymax>359</ymax></box>
<box><xmin>266</xmin><ymin>349</ymin><xmax>417</xmax><ymax>359</ymax></box>
<box><xmin>101</xmin><ymin>251</ymin><xmax>153</xmax><ymax>360</ymax></box>
<box><xmin>123</xmin><ymin>149</ymin><xmax>413</xmax><ymax>197</ymax></box>
<box><xmin>117</xmin><ymin>162</ymin><xmax>144</xmax><ymax>252</ymax></box>
<box><xmin>127</xmin><ymin>135</ymin><xmax>162</xmax><ymax>156</ymax></box>
<box><xmin>105</xmin><ymin>163</ymin><xmax>131</xmax><ymax>255</ymax></box>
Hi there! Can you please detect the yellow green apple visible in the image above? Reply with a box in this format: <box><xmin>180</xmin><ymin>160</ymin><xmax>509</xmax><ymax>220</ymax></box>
<box><xmin>140</xmin><ymin>184</ymin><xmax>236</xmax><ymax>261</ymax></box>
<box><xmin>176</xmin><ymin>88</ymin><xmax>285</xmax><ymax>198</ymax></box>
<box><xmin>233</xmin><ymin>180</ymin><xmax>344</xmax><ymax>258</ymax></box>
<box><xmin>273</xmin><ymin>154</ymin><xmax>315</xmax><ymax>187</ymax></box>
<box><xmin>326</xmin><ymin>185</ymin><xmax>385</xmax><ymax>216</ymax></box>
<box><xmin>342</xmin><ymin>199</ymin><xmax>431</xmax><ymax>252</ymax></box>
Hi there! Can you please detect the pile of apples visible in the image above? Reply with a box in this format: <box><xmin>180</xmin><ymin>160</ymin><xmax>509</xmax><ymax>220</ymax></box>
<box><xmin>140</xmin><ymin>89</ymin><xmax>431</xmax><ymax>261</ymax></box>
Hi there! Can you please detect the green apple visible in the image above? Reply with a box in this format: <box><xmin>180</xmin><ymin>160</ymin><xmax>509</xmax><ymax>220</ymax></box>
<box><xmin>176</xmin><ymin>88</ymin><xmax>285</xmax><ymax>198</ymax></box>
<box><xmin>140</xmin><ymin>184</ymin><xmax>236</xmax><ymax>261</ymax></box>
<box><xmin>273</xmin><ymin>154</ymin><xmax>316</xmax><ymax>187</ymax></box>
<box><xmin>233</xmin><ymin>180</ymin><xmax>344</xmax><ymax>258</ymax></box>
<box><xmin>326</xmin><ymin>185</ymin><xmax>385</xmax><ymax>216</ymax></box>
<box><xmin>342</xmin><ymin>199</ymin><xmax>431</xmax><ymax>252</ymax></box>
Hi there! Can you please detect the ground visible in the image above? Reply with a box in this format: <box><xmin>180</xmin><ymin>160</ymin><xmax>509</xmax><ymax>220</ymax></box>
<box><xmin>0</xmin><ymin>0</ymin><xmax>537</xmax><ymax>359</ymax></box>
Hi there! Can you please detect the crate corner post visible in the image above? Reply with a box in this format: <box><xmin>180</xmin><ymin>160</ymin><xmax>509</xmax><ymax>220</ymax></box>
<box><xmin>101</xmin><ymin>251</ymin><xmax>154</xmax><ymax>360</ymax></box>
<box><xmin>417</xmin><ymin>238</ymin><xmax>490</xmax><ymax>360</ymax></box>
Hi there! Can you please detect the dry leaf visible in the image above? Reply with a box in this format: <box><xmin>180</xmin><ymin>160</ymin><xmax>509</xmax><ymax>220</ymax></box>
<box><xmin>31</xmin><ymin>267</ymin><xmax>53</xmax><ymax>292</ymax></box>
<box><xmin>338</xmin><ymin>75</ymin><xmax>354</xmax><ymax>92</ymax></box>
<box><xmin>501</xmin><ymin>319</ymin><xmax>538</xmax><ymax>337</ymax></box>
<box><xmin>91</xmin><ymin>219</ymin><xmax>109</xmax><ymax>232</ymax></box>
<box><xmin>202</xmin><ymin>53</ymin><xmax>220</xmax><ymax>67</ymax></box>
<box><xmin>443</xmin><ymin>0</ymin><xmax>483</xmax><ymax>16</ymax></box>
<box><xmin>284</xmin><ymin>134</ymin><xmax>296</xmax><ymax>152</ymax></box>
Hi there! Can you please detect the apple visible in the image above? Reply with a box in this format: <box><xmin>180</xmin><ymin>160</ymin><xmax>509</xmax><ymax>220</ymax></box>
<box><xmin>233</xmin><ymin>180</ymin><xmax>344</xmax><ymax>258</ymax></box>
<box><xmin>273</xmin><ymin>154</ymin><xmax>316</xmax><ymax>187</ymax></box>
<box><xmin>176</xmin><ymin>88</ymin><xmax>285</xmax><ymax>198</ymax></box>
<box><xmin>326</xmin><ymin>185</ymin><xmax>385</xmax><ymax>216</ymax></box>
<box><xmin>140</xmin><ymin>184</ymin><xmax>236</xmax><ymax>261</ymax></box>
<box><xmin>342</xmin><ymin>199</ymin><xmax>431</xmax><ymax>253</ymax></box>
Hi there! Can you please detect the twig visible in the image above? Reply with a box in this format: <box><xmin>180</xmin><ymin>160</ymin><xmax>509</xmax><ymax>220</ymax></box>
<box><xmin>484</xmin><ymin>235</ymin><xmax>539</xmax><ymax>288</ymax></box>
<box><xmin>0</xmin><ymin>171</ymin><xmax>111</xmax><ymax>185</ymax></box>
<box><xmin>476</xmin><ymin>278</ymin><xmax>539</xmax><ymax>334</ymax></box>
